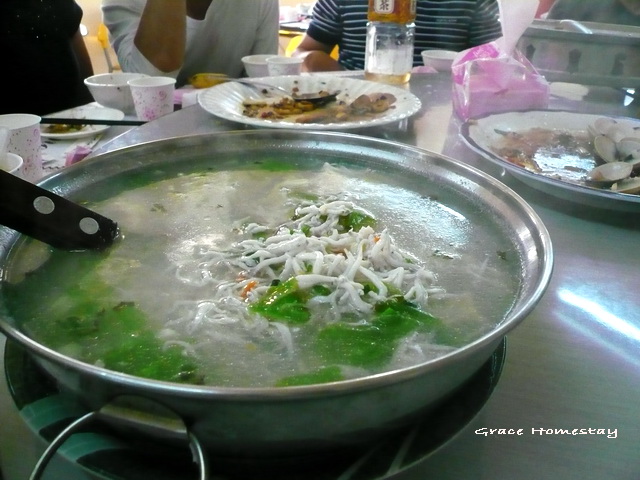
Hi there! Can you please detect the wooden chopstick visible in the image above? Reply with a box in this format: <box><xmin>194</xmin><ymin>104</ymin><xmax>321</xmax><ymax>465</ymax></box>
<box><xmin>40</xmin><ymin>117</ymin><xmax>146</xmax><ymax>126</ymax></box>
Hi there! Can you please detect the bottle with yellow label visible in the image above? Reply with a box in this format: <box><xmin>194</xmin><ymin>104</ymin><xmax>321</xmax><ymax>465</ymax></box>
<box><xmin>364</xmin><ymin>0</ymin><xmax>416</xmax><ymax>85</ymax></box>
<box><xmin>367</xmin><ymin>0</ymin><xmax>417</xmax><ymax>23</ymax></box>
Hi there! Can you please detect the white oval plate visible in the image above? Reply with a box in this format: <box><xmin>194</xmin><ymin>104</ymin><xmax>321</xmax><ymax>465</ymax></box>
<box><xmin>198</xmin><ymin>75</ymin><xmax>422</xmax><ymax>130</ymax></box>
<box><xmin>41</xmin><ymin>105</ymin><xmax>125</xmax><ymax>140</ymax></box>
<box><xmin>461</xmin><ymin>110</ymin><xmax>640</xmax><ymax>210</ymax></box>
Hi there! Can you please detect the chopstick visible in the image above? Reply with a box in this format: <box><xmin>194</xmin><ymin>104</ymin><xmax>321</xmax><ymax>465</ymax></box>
<box><xmin>40</xmin><ymin>117</ymin><xmax>146</xmax><ymax>126</ymax></box>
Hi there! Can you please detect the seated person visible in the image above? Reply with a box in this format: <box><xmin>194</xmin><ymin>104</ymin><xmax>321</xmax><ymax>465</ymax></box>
<box><xmin>293</xmin><ymin>0</ymin><xmax>502</xmax><ymax>72</ymax></box>
<box><xmin>546</xmin><ymin>0</ymin><xmax>640</xmax><ymax>26</ymax></box>
<box><xmin>102</xmin><ymin>0</ymin><xmax>279</xmax><ymax>86</ymax></box>
<box><xmin>0</xmin><ymin>0</ymin><xmax>94</xmax><ymax>115</ymax></box>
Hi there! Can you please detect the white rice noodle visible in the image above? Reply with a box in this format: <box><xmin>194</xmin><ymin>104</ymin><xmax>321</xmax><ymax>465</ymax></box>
<box><xmin>165</xmin><ymin>196</ymin><xmax>442</xmax><ymax>352</ymax></box>
<box><xmin>271</xmin><ymin>322</ymin><xmax>294</xmax><ymax>357</ymax></box>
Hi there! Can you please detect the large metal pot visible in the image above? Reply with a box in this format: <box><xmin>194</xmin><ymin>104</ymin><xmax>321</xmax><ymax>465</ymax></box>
<box><xmin>518</xmin><ymin>19</ymin><xmax>640</xmax><ymax>88</ymax></box>
<box><xmin>0</xmin><ymin>130</ymin><xmax>553</xmax><ymax>460</ymax></box>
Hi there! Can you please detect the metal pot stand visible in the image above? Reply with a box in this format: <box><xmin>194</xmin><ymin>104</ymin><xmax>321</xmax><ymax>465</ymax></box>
<box><xmin>4</xmin><ymin>338</ymin><xmax>506</xmax><ymax>480</ymax></box>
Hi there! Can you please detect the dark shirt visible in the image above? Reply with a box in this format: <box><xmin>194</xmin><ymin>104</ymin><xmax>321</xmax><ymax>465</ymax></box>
<box><xmin>307</xmin><ymin>0</ymin><xmax>502</xmax><ymax>70</ymax></box>
<box><xmin>546</xmin><ymin>0</ymin><xmax>640</xmax><ymax>27</ymax></box>
<box><xmin>0</xmin><ymin>0</ymin><xmax>93</xmax><ymax>115</ymax></box>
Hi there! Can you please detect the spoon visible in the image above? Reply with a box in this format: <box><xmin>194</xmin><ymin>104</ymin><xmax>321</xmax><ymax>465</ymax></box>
<box><xmin>226</xmin><ymin>78</ymin><xmax>341</xmax><ymax>105</ymax></box>
<box><xmin>0</xmin><ymin>170</ymin><xmax>119</xmax><ymax>250</ymax></box>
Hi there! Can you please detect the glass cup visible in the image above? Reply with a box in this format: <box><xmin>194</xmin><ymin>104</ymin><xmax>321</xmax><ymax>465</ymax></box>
<box><xmin>127</xmin><ymin>76</ymin><xmax>176</xmax><ymax>121</ymax></box>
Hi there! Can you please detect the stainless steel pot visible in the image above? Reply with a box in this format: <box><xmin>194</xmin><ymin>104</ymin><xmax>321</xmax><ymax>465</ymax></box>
<box><xmin>0</xmin><ymin>130</ymin><xmax>553</xmax><ymax>460</ymax></box>
<box><xmin>518</xmin><ymin>19</ymin><xmax>640</xmax><ymax>88</ymax></box>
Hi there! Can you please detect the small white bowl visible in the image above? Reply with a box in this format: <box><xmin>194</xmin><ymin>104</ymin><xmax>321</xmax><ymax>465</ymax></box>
<box><xmin>0</xmin><ymin>152</ymin><xmax>23</xmax><ymax>175</ymax></box>
<box><xmin>84</xmin><ymin>72</ymin><xmax>149</xmax><ymax>114</ymax></box>
<box><xmin>421</xmin><ymin>50</ymin><xmax>458</xmax><ymax>72</ymax></box>
<box><xmin>242</xmin><ymin>54</ymin><xmax>277</xmax><ymax>78</ymax></box>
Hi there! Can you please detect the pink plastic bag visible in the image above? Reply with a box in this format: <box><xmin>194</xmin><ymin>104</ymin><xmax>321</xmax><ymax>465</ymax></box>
<box><xmin>451</xmin><ymin>41</ymin><xmax>550</xmax><ymax>121</ymax></box>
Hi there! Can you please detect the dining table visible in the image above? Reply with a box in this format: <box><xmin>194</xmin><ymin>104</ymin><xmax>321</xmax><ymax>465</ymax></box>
<box><xmin>0</xmin><ymin>71</ymin><xmax>638</xmax><ymax>480</ymax></box>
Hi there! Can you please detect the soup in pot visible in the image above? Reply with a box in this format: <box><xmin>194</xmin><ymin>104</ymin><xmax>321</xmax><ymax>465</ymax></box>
<box><xmin>2</xmin><ymin>159</ymin><xmax>521</xmax><ymax>388</ymax></box>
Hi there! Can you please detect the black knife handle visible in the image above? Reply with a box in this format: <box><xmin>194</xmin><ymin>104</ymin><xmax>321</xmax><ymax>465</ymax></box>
<box><xmin>0</xmin><ymin>170</ymin><xmax>118</xmax><ymax>250</ymax></box>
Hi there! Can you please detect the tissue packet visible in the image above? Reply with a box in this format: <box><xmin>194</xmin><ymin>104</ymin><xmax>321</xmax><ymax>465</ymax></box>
<box><xmin>451</xmin><ymin>41</ymin><xmax>550</xmax><ymax>121</ymax></box>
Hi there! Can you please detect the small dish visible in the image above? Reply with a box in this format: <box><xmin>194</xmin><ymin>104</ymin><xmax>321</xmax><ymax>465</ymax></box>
<box><xmin>242</xmin><ymin>54</ymin><xmax>277</xmax><ymax>78</ymax></box>
<box><xmin>84</xmin><ymin>72</ymin><xmax>149</xmax><ymax>114</ymax></box>
<box><xmin>421</xmin><ymin>50</ymin><xmax>457</xmax><ymax>71</ymax></box>
<box><xmin>0</xmin><ymin>152</ymin><xmax>23</xmax><ymax>175</ymax></box>
<box><xmin>40</xmin><ymin>105</ymin><xmax>125</xmax><ymax>140</ymax></box>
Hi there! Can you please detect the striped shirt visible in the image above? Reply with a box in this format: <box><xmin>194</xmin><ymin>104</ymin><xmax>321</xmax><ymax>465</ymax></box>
<box><xmin>307</xmin><ymin>0</ymin><xmax>502</xmax><ymax>70</ymax></box>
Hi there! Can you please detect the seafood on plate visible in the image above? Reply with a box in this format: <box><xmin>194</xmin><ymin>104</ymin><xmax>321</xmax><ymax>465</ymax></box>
<box><xmin>489</xmin><ymin>116</ymin><xmax>640</xmax><ymax>195</ymax></box>
<box><xmin>242</xmin><ymin>92</ymin><xmax>397</xmax><ymax>124</ymax></box>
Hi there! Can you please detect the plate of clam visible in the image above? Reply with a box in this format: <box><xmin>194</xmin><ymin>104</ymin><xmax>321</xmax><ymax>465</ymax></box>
<box><xmin>461</xmin><ymin>110</ymin><xmax>640</xmax><ymax>210</ymax></box>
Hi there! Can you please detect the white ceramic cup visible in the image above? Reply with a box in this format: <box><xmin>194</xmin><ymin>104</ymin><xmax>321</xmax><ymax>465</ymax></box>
<box><xmin>127</xmin><ymin>76</ymin><xmax>176</xmax><ymax>121</ymax></box>
<box><xmin>0</xmin><ymin>152</ymin><xmax>24</xmax><ymax>175</ymax></box>
<box><xmin>266</xmin><ymin>56</ymin><xmax>304</xmax><ymax>76</ymax></box>
<box><xmin>242</xmin><ymin>54</ymin><xmax>277</xmax><ymax>77</ymax></box>
<box><xmin>0</xmin><ymin>114</ymin><xmax>43</xmax><ymax>182</ymax></box>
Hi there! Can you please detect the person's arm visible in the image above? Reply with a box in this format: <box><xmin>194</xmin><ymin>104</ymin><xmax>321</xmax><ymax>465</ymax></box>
<box><xmin>102</xmin><ymin>0</ymin><xmax>182</xmax><ymax>76</ymax></box>
<box><xmin>292</xmin><ymin>34</ymin><xmax>342</xmax><ymax>72</ymax></box>
<box><xmin>134</xmin><ymin>0</ymin><xmax>187</xmax><ymax>72</ymax></box>
<box><xmin>71</xmin><ymin>29</ymin><xmax>94</xmax><ymax>78</ymax></box>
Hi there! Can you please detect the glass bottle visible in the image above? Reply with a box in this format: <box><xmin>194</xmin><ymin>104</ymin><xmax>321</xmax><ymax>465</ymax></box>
<box><xmin>364</xmin><ymin>21</ymin><xmax>416</xmax><ymax>85</ymax></box>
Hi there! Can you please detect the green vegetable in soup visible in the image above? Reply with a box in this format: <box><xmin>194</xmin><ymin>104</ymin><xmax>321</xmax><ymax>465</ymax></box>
<box><xmin>7</xmin><ymin>256</ymin><xmax>202</xmax><ymax>384</ymax></box>
<box><xmin>250</xmin><ymin>277</ymin><xmax>451</xmax><ymax>370</ymax></box>
<box><xmin>373</xmin><ymin>296</ymin><xmax>440</xmax><ymax>337</ymax></box>
<box><xmin>337</xmin><ymin>210</ymin><xmax>376</xmax><ymax>232</ymax></box>
<box><xmin>316</xmin><ymin>323</ymin><xmax>394</xmax><ymax>368</ymax></box>
<box><xmin>249</xmin><ymin>277</ymin><xmax>311</xmax><ymax>324</ymax></box>
<box><xmin>316</xmin><ymin>297</ymin><xmax>447</xmax><ymax>368</ymax></box>
<box><xmin>252</xmin><ymin>159</ymin><xmax>299</xmax><ymax>171</ymax></box>
<box><xmin>54</xmin><ymin>297</ymin><xmax>200</xmax><ymax>383</ymax></box>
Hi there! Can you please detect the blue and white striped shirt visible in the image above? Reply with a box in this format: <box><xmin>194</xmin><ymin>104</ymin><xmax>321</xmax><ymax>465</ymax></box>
<box><xmin>307</xmin><ymin>0</ymin><xmax>502</xmax><ymax>70</ymax></box>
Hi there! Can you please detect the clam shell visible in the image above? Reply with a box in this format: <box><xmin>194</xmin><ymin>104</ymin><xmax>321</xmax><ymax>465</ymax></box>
<box><xmin>627</xmin><ymin>157</ymin><xmax>640</xmax><ymax>173</ymax></box>
<box><xmin>588</xmin><ymin>117</ymin><xmax>618</xmax><ymax>139</ymax></box>
<box><xmin>604</xmin><ymin>124</ymin><xmax>630</xmax><ymax>143</ymax></box>
<box><xmin>616</xmin><ymin>121</ymin><xmax>640</xmax><ymax>141</ymax></box>
<box><xmin>617</xmin><ymin>137</ymin><xmax>640</xmax><ymax>160</ymax></box>
<box><xmin>587</xmin><ymin>161</ymin><xmax>633</xmax><ymax>185</ymax></box>
<box><xmin>593</xmin><ymin>134</ymin><xmax>618</xmax><ymax>163</ymax></box>
<box><xmin>611</xmin><ymin>176</ymin><xmax>640</xmax><ymax>194</ymax></box>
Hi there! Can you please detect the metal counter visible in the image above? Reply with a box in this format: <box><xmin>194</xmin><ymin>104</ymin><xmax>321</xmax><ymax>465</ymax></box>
<box><xmin>2</xmin><ymin>73</ymin><xmax>639</xmax><ymax>479</ymax></box>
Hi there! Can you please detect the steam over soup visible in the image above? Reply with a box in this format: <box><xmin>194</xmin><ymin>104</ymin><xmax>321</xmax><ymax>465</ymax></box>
<box><xmin>3</xmin><ymin>161</ymin><xmax>521</xmax><ymax>387</ymax></box>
